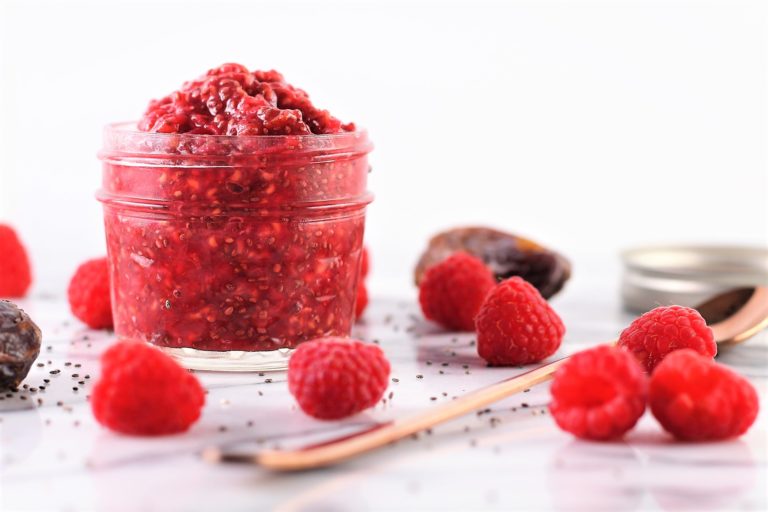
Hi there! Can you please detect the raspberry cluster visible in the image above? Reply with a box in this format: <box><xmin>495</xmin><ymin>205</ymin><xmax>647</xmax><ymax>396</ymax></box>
<box><xmin>415</xmin><ymin>249</ymin><xmax>760</xmax><ymax>443</ymax></box>
<box><xmin>550</xmin><ymin>306</ymin><xmax>758</xmax><ymax>442</ymax></box>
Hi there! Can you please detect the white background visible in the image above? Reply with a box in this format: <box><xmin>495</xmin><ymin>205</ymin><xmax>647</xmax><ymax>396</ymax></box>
<box><xmin>0</xmin><ymin>0</ymin><xmax>766</xmax><ymax>296</ymax></box>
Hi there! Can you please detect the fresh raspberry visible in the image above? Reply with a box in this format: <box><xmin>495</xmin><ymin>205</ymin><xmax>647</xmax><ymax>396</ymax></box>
<box><xmin>288</xmin><ymin>337</ymin><xmax>390</xmax><ymax>420</ymax></box>
<box><xmin>0</xmin><ymin>224</ymin><xmax>32</xmax><ymax>298</ymax></box>
<box><xmin>360</xmin><ymin>246</ymin><xmax>370</xmax><ymax>278</ymax></box>
<box><xmin>418</xmin><ymin>252</ymin><xmax>495</xmax><ymax>331</ymax></box>
<box><xmin>475</xmin><ymin>277</ymin><xmax>565</xmax><ymax>365</ymax></box>
<box><xmin>618</xmin><ymin>305</ymin><xmax>716</xmax><ymax>373</ymax></box>
<box><xmin>355</xmin><ymin>281</ymin><xmax>368</xmax><ymax>320</ymax></box>
<box><xmin>91</xmin><ymin>342</ymin><xmax>205</xmax><ymax>435</ymax></box>
<box><xmin>68</xmin><ymin>257</ymin><xmax>113</xmax><ymax>329</ymax></box>
<box><xmin>649</xmin><ymin>349</ymin><xmax>758</xmax><ymax>441</ymax></box>
<box><xmin>549</xmin><ymin>346</ymin><xmax>647</xmax><ymax>440</ymax></box>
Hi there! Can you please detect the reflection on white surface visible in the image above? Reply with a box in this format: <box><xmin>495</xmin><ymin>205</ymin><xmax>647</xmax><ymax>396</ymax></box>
<box><xmin>0</xmin><ymin>294</ymin><xmax>766</xmax><ymax>511</ymax></box>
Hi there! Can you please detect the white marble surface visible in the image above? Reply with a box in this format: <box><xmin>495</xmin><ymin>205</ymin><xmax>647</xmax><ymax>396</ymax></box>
<box><xmin>1</xmin><ymin>283</ymin><xmax>766</xmax><ymax>512</ymax></box>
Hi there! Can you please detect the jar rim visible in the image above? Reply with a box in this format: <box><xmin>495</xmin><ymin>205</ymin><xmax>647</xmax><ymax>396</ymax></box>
<box><xmin>100</xmin><ymin>122</ymin><xmax>372</xmax><ymax>159</ymax></box>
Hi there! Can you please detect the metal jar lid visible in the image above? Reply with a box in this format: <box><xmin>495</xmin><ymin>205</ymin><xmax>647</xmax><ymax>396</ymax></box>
<box><xmin>621</xmin><ymin>245</ymin><xmax>768</xmax><ymax>313</ymax></box>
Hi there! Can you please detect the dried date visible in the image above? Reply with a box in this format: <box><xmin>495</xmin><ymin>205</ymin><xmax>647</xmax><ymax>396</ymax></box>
<box><xmin>0</xmin><ymin>300</ymin><xmax>42</xmax><ymax>389</ymax></box>
<box><xmin>414</xmin><ymin>227</ymin><xmax>571</xmax><ymax>299</ymax></box>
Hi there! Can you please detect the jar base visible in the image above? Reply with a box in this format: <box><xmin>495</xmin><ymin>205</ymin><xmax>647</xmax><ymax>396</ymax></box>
<box><xmin>156</xmin><ymin>345</ymin><xmax>293</xmax><ymax>372</ymax></box>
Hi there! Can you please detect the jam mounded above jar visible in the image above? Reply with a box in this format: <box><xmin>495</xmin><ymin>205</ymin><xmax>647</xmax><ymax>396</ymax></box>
<box><xmin>99</xmin><ymin>65</ymin><xmax>371</xmax><ymax>363</ymax></box>
<box><xmin>139</xmin><ymin>63</ymin><xmax>355</xmax><ymax>136</ymax></box>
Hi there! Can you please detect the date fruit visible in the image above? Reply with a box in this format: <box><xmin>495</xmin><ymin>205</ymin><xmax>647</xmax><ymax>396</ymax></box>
<box><xmin>414</xmin><ymin>227</ymin><xmax>571</xmax><ymax>299</ymax></box>
<box><xmin>0</xmin><ymin>300</ymin><xmax>42</xmax><ymax>389</ymax></box>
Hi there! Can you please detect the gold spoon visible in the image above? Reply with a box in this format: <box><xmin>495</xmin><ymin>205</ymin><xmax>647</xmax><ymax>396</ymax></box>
<box><xmin>204</xmin><ymin>286</ymin><xmax>768</xmax><ymax>471</ymax></box>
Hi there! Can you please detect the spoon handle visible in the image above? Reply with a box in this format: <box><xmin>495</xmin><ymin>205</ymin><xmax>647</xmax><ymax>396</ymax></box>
<box><xmin>248</xmin><ymin>357</ymin><xmax>569</xmax><ymax>471</ymax></box>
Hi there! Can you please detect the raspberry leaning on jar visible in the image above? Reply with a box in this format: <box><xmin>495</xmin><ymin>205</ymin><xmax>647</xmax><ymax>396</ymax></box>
<box><xmin>68</xmin><ymin>257</ymin><xmax>113</xmax><ymax>330</ymax></box>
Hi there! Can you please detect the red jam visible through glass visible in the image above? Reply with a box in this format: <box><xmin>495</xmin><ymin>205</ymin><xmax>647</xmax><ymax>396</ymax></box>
<box><xmin>99</xmin><ymin>64</ymin><xmax>371</xmax><ymax>353</ymax></box>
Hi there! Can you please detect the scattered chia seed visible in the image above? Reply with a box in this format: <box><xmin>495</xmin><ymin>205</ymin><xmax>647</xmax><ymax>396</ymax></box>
<box><xmin>392</xmin><ymin>378</ymin><xmax>399</xmax><ymax>383</ymax></box>
<box><xmin>416</xmin><ymin>374</ymin><xmax>423</xmax><ymax>379</ymax></box>
<box><xmin>64</xmin><ymin>362</ymin><xmax>72</xmax><ymax>367</ymax></box>
<box><xmin>36</xmin><ymin>363</ymin><xmax>44</xmax><ymax>368</ymax></box>
<box><xmin>49</xmin><ymin>370</ymin><xmax>60</xmax><ymax>375</ymax></box>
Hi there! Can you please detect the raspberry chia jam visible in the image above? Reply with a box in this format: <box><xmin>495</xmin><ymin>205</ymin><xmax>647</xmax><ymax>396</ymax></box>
<box><xmin>98</xmin><ymin>65</ymin><xmax>372</xmax><ymax>371</ymax></box>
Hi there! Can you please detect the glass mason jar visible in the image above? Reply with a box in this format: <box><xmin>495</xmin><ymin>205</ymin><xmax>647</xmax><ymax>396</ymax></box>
<box><xmin>98</xmin><ymin>123</ymin><xmax>373</xmax><ymax>371</ymax></box>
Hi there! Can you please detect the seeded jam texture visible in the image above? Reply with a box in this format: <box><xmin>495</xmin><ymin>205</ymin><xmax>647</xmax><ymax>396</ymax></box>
<box><xmin>138</xmin><ymin>63</ymin><xmax>354</xmax><ymax>136</ymax></box>
<box><xmin>102</xmin><ymin>64</ymin><xmax>369</xmax><ymax>352</ymax></box>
